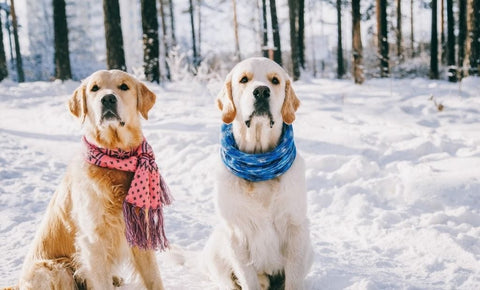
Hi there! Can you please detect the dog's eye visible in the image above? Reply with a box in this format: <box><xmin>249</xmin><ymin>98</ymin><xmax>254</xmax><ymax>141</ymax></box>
<box><xmin>119</xmin><ymin>83</ymin><xmax>129</xmax><ymax>91</ymax></box>
<box><xmin>271</xmin><ymin>77</ymin><xmax>280</xmax><ymax>85</ymax></box>
<box><xmin>91</xmin><ymin>85</ymin><xmax>99</xmax><ymax>92</ymax></box>
<box><xmin>240</xmin><ymin>76</ymin><xmax>249</xmax><ymax>84</ymax></box>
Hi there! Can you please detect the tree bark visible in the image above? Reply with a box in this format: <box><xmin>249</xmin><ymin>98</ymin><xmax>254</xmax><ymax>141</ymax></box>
<box><xmin>270</xmin><ymin>0</ymin><xmax>282</xmax><ymax>66</ymax></box>
<box><xmin>396</xmin><ymin>0</ymin><xmax>403</xmax><ymax>61</ymax></box>
<box><xmin>352</xmin><ymin>0</ymin><xmax>364</xmax><ymax>84</ymax></box>
<box><xmin>188</xmin><ymin>0</ymin><xmax>199</xmax><ymax>68</ymax></box>
<box><xmin>446</xmin><ymin>0</ymin><xmax>457</xmax><ymax>81</ymax></box>
<box><xmin>467</xmin><ymin>0</ymin><xmax>480</xmax><ymax>75</ymax></box>
<box><xmin>336</xmin><ymin>0</ymin><xmax>345</xmax><ymax>78</ymax></box>
<box><xmin>141</xmin><ymin>0</ymin><xmax>160</xmax><ymax>82</ymax></box>
<box><xmin>10</xmin><ymin>0</ymin><xmax>24</xmax><ymax>82</ymax></box>
<box><xmin>261</xmin><ymin>0</ymin><xmax>268</xmax><ymax>58</ymax></box>
<box><xmin>376</xmin><ymin>0</ymin><xmax>389</xmax><ymax>77</ymax></box>
<box><xmin>458</xmin><ymin>0</ymin><xmax>467</xmax><ymax>77</ymax></box>
<box><xmin>410</xmin><ymin>0</ymin><xmax>415</xmax><ymax>57</ymax></box>
<box><xmin>0</xmin><ymin>14</ymin><xmax>8</xmax><ymax>81</ymax></box>
<box><xmin>440</xmin><ymin>0</ymin><xmax>446</xmax><ymax>64</ymax></box>
<box><xmin>298</xmin><ymin>0</ymin><xmax>305</xmax><ymax>69</ymax></box>
<box><xmin>53</xmin><ymin>0</ymin><xmax>72</xmax><ymax>80</ymax></box>
<box><xmin>430</xmin><ymin>0</ymin><xmax>439</xmax><ymax>79</ymax></box>
<box><xmin>103</xmin><ymin>0</ymin><xmax>126</xmax><ymax>71</ymax></box>
<box><xmin>288</xmin><ymin>0</ymin><xmax>300</xmax><ymax>80</ymax></box>
<box><xmin>232</xmin><ymin>0</ymin><xmax>241</xmax><ymax>61</ymax></box>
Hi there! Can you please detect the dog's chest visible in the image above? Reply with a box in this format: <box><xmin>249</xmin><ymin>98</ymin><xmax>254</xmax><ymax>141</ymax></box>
<box><xmin>87</xmin><ymin>166</ymin><xmax>134</xmax><ymax>210</ymax></box>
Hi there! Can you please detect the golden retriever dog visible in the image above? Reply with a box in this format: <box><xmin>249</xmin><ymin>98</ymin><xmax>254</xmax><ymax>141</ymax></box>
<box><xmin>204</xmin><ymin>57</ymin><xmax>313</xmax><ymax>290</ymax></box>
<box><xmin>18</xmin><ymin>70</ymin><xmax>168</xmax><ymax>290</ymax></box>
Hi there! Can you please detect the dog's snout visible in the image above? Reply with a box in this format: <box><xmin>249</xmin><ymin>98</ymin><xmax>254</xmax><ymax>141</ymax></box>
<box><xmin>101</xmin><ymin>94</ymin><xmax>117</xmax><ymax>107</ymax></box>
<box><xmin>253</xmin><ymin>86</ymin><xmax>270</xmax><ymax>99</ymax></box>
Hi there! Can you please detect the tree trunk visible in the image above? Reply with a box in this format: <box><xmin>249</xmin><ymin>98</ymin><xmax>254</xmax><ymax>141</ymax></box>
<box><xmin>197</xmin><ymin>0</ymin><xmax>202</xmax><ymax>58</ymax></box>
<box><xmin>446</xmin><ymin>0</ymin><xmax>457</xmax><ymax>81</ymax></box>
<box><xmin>232</xmin><ymin>0</ymin><xmax>241</xmax><ymax>61</ymax></box>
<box><xmin>168</xmin><ymin>0</ymin><xmax>176</xmax><ymax>45</ymax></box>
<box><xmin>298</xmin><ymin>0</ymin><xmax>305</xmax><ymax>69</ymax></box>
<box><xmin>430</xmin><ymin>0</ymin><xmax>439</xmax><ymax>79</ymax></box>
<box><xmin>288</xmin><ymin>0</ymin><xmax>299</xmax><ymax>80</ymax></box>
<box><xmin>103</xmin><ymin>0</ymin><xmax>126</xmax><ymax>71</ymax></box>
<box><xmin>188</xmin><ymin>0</ymin><xmax>199</xmax><ymax>68</ymax></box>
<box><xmin>467</xmin><ymin>0</ymin><xmax>480</xmax><ymax>75</ymax></box>
<box><xmin>270</xmin><ymin>0</ymin><xmax>282</xmax><ymax>66</ymax></box>
<box><xmin>53</xmin><ymin>0</ymin><xmax>72</xmax><ymax>80</ymax></box>
<box><xmin>336</xmin><ymin>0</ymin><xmax>345</xmax><ymax>78</ymax></box>
<box><xmin>440</xmin><ymin>0</ymin><xmax>446</xmax><ymax>64</ymax></box>
<box><xmin>159</xmin><ymin>0</ymin><xmax>171</xmax><ymax>81</ymax></box>
<box><xmin>458</xmin><ymin>0</ymin><xmax>467</xmax><ymax>77</ymax></box>
<box><xmin>10</xmin><ymin>0</ymin><xmax>24</xmax><ymax>82</ymax></box>
<box><xmin>0</xmin><ymin>14</ymin><xmax>8</xmax><ymax>81</ymax></box>
<box><xmin>376</xmin><ymin>0</ymin><xmax>389</xmax><ymax>77</ymax></box>
<box><xmin>141</xmin><ymin>0</ymin><xmax>160</xmax><ymax>82</ymax></box>
<box><xmin>410</xmin><ymin>0</ymin><xmax>415</xmax><ymax>57</ymax></box>
<box><xmin>396</xmin><ymin>0</ymin><xmax>403</xmax><ymax>61</ymax></box>
<box><xmin>352</xmin><ymin>0</ymin><xmax>364</xmax><ymax>84</ymax></box>
<box><xmin>261</xmin><ymin>0</ymin><xmax>268</xmax><ymax>58</ymax></box>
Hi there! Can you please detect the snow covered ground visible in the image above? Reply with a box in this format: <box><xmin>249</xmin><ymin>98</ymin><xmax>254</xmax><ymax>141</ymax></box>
<box><xmin>0</xmin><ymin>76</ymin><xmax>479</xmax><ymax>289</ymax></box>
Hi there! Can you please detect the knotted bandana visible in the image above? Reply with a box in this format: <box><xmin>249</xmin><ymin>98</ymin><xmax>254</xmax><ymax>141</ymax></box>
<box><xmin>83</xmin><ymin>137</ymin><xmax>172</xmax><ymax>250</ymax></box>
<box><xmin>220</xmin><ymin>123</ymin><xmax>296</xmax><ymax>182</ymax></box>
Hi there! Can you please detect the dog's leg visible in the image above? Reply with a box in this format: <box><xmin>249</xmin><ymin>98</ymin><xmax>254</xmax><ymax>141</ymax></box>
<box><xmin>283</xmin><ymin>223</ymin><xmax>313</xmax><ymax>290</ymax></box>
<box><xmin>228</xmin><ymin>235</ymin><xmax>262</xmax><ymax>290</ymax></box>
<box><xmin>131</xmin><ymin>247</ymin><xmax>164</xmax><ymax>290</ymax></box>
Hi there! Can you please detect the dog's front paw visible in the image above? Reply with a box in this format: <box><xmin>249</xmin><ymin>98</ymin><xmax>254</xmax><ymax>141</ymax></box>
<box><xmin>112</xmin><ymin>276</ymin><xmax>124</xmax><ymax>287</ymax></box>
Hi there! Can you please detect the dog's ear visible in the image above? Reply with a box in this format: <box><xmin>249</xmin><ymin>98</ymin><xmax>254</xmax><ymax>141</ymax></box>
<box><xmin>137</xmin><ymin>82</ymin><xmax>156</xmax><ymax>120</ymax></box>
<box><xmin>216</xmin><ymin>73</ymin><xmax>236</xmax><ymax>124</ymax></box>
<box><xmin>69</xmin><ymin>83</ymin><xmax>88</xmax><ymax>123</ymax></box>
<box><xmin>282</xmin><ymin>79</ymin><xmax>300</xmax><ymax>124</ymax></box>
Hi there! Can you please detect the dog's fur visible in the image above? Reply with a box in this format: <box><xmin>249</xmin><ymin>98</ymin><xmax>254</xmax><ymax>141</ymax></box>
<box><xmin>18</xmin><ymin>70</ymin><xmax>165</xmax><ymax>290</ymax></box>
<box><xmin>204</xmin><ymin>58</ymin><xmax>313</xmax><ymax>290</ymax></box>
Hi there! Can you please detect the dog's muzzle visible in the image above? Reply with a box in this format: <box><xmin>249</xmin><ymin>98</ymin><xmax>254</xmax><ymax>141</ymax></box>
<box><xmin>101</xmin><ymin>94</ymin><xmax>124</xmax><ymax>125</ymax></box>
<box><xmin>245</xmin><ymin>86</ymin><xmax>275</xmax><ymax>128</ymax></box>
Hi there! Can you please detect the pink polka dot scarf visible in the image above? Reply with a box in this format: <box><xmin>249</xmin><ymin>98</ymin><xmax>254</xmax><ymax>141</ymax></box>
<box><xmin>83</xmin><ymin>137</ymin><xmax>172</xmax><ymax>250</ymax></box>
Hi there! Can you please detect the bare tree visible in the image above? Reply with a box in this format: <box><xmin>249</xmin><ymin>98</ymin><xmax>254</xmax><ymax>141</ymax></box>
<box><xmin>270</xmin><ymin>0</ymin><xmax>282</xmax><ymax>65</ymax></box>
<box><xmin>168</xmin><ymin>0</ymin><xmax>176</xmax><ymax>45</ymax></box>
<box><xmin>440</xmin><ymin>0</ymin><xmax>446</xmax><ymax>64</ymax></box>
<box><xmin>458</xmin><ymin>0</ymin><xmax>467</xmax><ymax>77</ymax></box>
<box><xmin>376</xmin><ymin>0</ymin><xmax>389</xmax><ymax>77</ymax></box>
<box><xmin>336</xmin><ymin>0</ymin><xmax>345</xmax><ymax>78</ymax></box>
<box><xmin>430</xmin><ymin>0</ymin><xmax>439</xmax><ymax>79</ymax></box>
<box><xmin>410</xmin><ymin>0</ymin><xmax>415</xmax><ymax>57</ymax></box>
<box><xmin>288</xmin><ymin>0</ymin><xmax>300</xmax><ymax>80</ymax></box>
<box><xmin>396</xmin><ymin>0</ymin><xmax>403</xmax><ymax>61</ymax></box>
<box><xmin>298</xmin><ymin>0</ymin><xmax>305</xmax><ymax>69</ymax></box>
<box><xmin>446</xmin><ymin>0</ymin><xmax>457</xmax><ymax>81</ymax></box>
<box><xmin>103</xmin><ymin>0</ymin><xmax>126</xmax><ymax>70</ymax></box>
<box><xmin>466</xmin><ymin>0</ymin><xmax>480</xmax><ymax>75</ymax></box>
<box><xmin>0</xmin><ymin>13</ymin><xmax>8</xmax><ymax>81</ymax></box>
<box><xmin>352</xmin><ymin>0</ymin><xmax>364</xmax><ymax>84</ymax></box>
<box><xmin>261</xmin><ymin>0</ymin><xmax>268</xmax><ymax>58</ymax></box>
<box><xmin>53</xmin><ymin>0</ymin><xmax>71</xmax><ymax>80</ymax></box>
<box><xmin>232</xmin><ymin>0</ymin><xmax>241</xmax><ymax>61</ymax></box>
<box><xmin>141</xmin><ymin>0</ymin><xmax>160</xmax><ymax>82</ymax></box>
<box><xmin>10</xmin><ymin>0</ymin><xmax>24</xmax><ymax>82</ymax></box>
<box><xmin>159</xmin><ymin>0</ymin><xmax>171</xmax><ymax>81</ymax></box>
<box><xmin>188</xmin><ymin>0</ymin><xmax>199</xmax><ymax>67</ymax></box>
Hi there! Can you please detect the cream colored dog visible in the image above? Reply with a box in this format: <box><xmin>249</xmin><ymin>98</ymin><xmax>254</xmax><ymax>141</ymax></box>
<box><xmin>204</xmin><ymin>57</ymin><xmax>313</xmax><ymax>290</ymax></box>
<box><xmin>18</xmin><ymin>70</ymin><xmax>165</xmax><ymax>289</ymax></box>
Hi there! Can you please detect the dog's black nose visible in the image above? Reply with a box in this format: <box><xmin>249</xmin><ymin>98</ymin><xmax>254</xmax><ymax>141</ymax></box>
<box><xmin>101</xmin><ymin>94</ymin><xmax>117</xmax><ymax>107</ymax></box>
<box><xmin>253</xmin><ymin>86</ymin><xmax>270</xmax><ymax>99</ymax></box>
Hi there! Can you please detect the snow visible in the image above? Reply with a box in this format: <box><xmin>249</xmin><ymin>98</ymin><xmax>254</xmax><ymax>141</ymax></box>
<box><xmin>1</xmin><ymin>76</ymin><xmax>480</xmax><ymax>289</ymax></box>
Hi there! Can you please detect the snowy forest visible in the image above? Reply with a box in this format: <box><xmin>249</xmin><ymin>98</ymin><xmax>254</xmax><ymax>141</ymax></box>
<box><xmin>1</xmin><ymin>0</ymin><xmax>480</xmax><ymax>289</ymax></box>
<box><xmin>0</xmin><ymin>0</ymin><xmax>478</xmax><ymax>83</ymax></box>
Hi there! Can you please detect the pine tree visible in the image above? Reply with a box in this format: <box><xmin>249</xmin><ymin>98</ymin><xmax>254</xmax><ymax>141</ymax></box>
<box><xmin>430</xmin><ymin>0</ymin><xmax>439</xmax><ymax>79</ymax></box>
<box><xmin>141</xmin><ymin>0</ymin><xmax>160</xmax><ymax>82</ymax></box>
<box><xmin>103</xmin><ymin>0</ymin><xmax>126</xmax><ymax>71</ymax></box>
<box><xmin>270</xmin><ymin>0</ymin><xmax>282</xmax><ymax>66</ymax></box>
<box><xmin>376</xmin><ymin>0</ymin><xmax>389</xmax><ymax>77</ymax></box>
<box><xmin>352</xmin><ymin>0</ymin><xmax>364</xmax><ymax>84</ymax></box>
<box><xmin>458</xmin><ymin>0</ymin><xmax>467</xmax><ymax>77</ymax></box>
<box><xmin>288</xmin><ymin>0</ymin><xmax>300</xmax><ymax>80</ymax></box>
<box><xmin>0</xmin><ymin>13</ymin><xmax>8</xmax><ymax>81</ymax></box>
<box><xmin>53</xmin><ymin>0</ymin><xmax>71</xmax><ymax>80</ymax></box>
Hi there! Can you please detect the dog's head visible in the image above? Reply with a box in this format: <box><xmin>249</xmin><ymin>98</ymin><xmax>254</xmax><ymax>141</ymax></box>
<box><xmin>217</xmin><ymin>57</ymin><xmax>300</xmax><ymax>128</ymax></box>
<box><xmin>69</xmin><ymin>70</ymin><xmax>156</xmax><ymax>150</ymax></box>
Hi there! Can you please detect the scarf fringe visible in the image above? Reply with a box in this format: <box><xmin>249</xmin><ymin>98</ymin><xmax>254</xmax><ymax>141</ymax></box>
<box><xmin>123</xmin><ymin>201</ymin><xmax>169</xmax><ymax>251</ymax></box>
